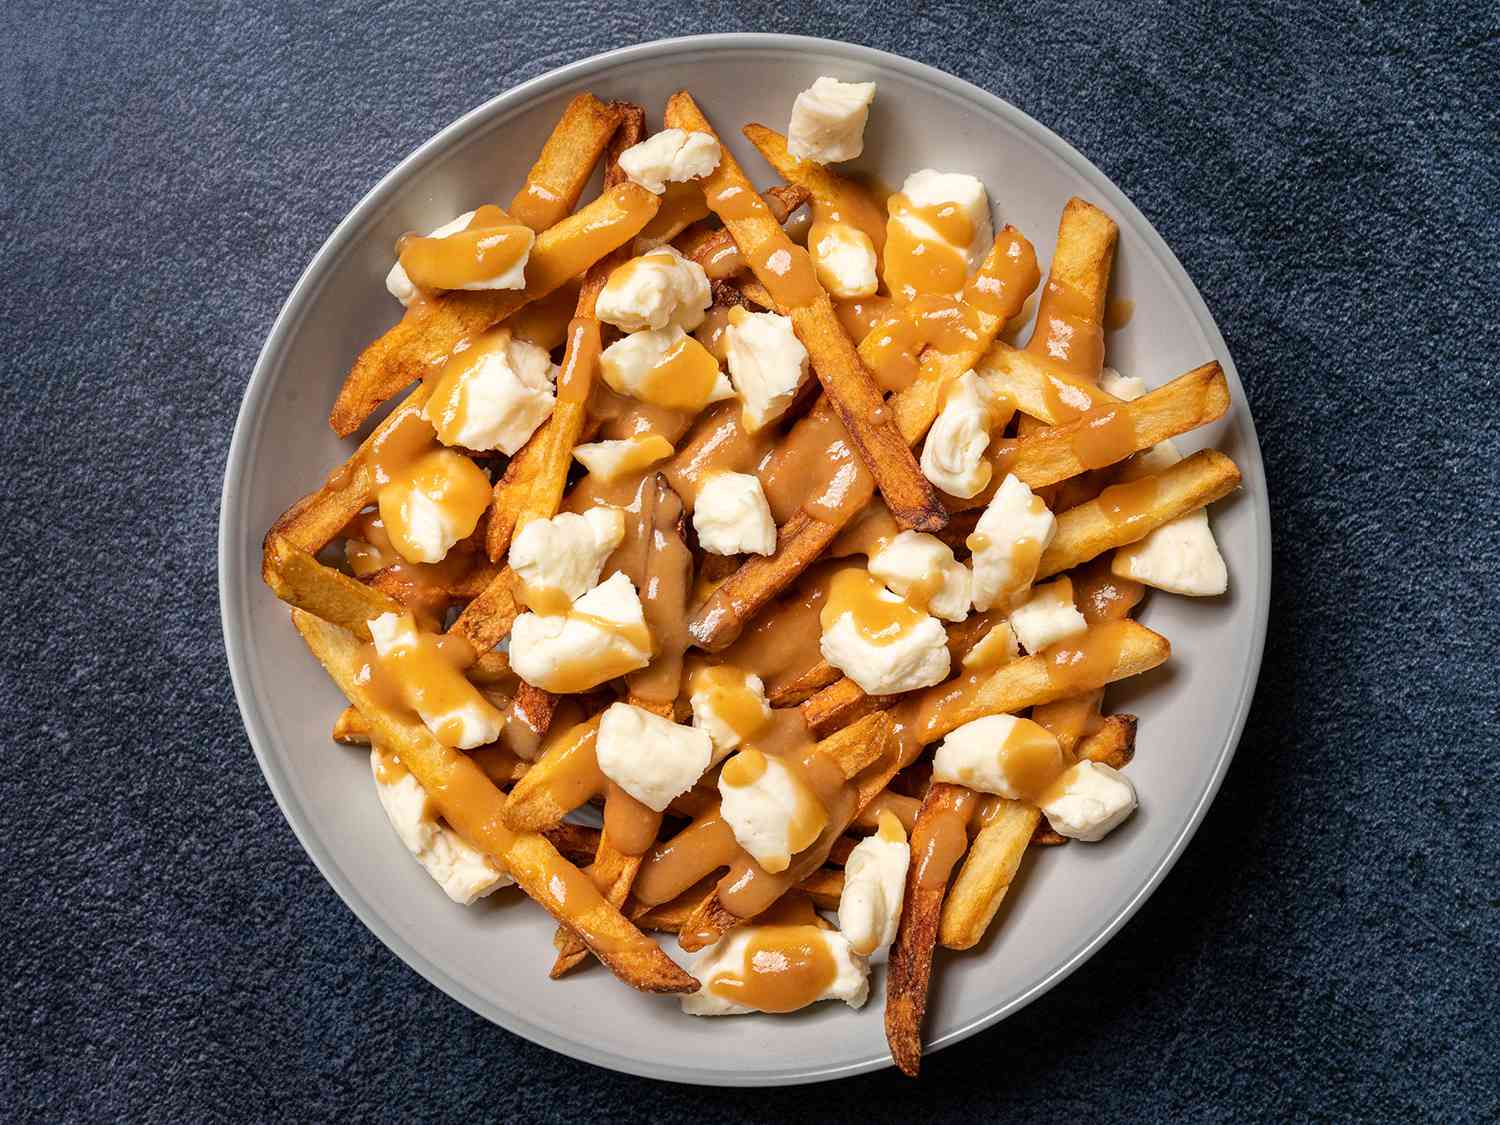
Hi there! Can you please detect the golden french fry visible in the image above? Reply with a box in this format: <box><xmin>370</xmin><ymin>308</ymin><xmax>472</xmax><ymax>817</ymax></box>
<box><xmin>507</xmin><ymin>94</ymin><xmax>624</xmax><ymax>232</ymax></box>
<box><xmin>292</xmin><ymin>610</ymin><xmax>696</xmax><ymax>994</ymax></box>
<box><xmin>262</xmin><ymin>534</ymin><xmax>399</xmax><ymax>638</ymax></box>
<box><xmin>936</xmin><ymin>799</ymin><xmax>1038</xmax><ymax>952</ymax></box>
<box><xmin>1038</xmin><ymin>449</ymin><xmax>1241</xmax><ymax>579</ymax></box>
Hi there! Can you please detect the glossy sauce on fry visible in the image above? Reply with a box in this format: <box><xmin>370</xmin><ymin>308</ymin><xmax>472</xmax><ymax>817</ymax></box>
<box><xmin>1026</xmin><ymin>278</ymin><xmax>1105</xmax><ymax>378</ymax></box>
<box><xmin>757</xmin><ymin>400</ymin><xmax>874</xmax><ymax>525</ymax></box>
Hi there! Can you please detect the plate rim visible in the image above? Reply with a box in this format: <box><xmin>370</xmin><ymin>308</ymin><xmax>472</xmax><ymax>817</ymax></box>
<box><xmin>219</xmin><ymin>31</ymin><xmax>1272</xmax><ymax>1086</ymax></box>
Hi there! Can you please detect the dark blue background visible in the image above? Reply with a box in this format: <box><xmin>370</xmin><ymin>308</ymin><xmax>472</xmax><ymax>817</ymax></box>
<box><xmin>2</xmin><ymin>2</ymin><xmax>1495</xmax><ymax>1120</ymax></box>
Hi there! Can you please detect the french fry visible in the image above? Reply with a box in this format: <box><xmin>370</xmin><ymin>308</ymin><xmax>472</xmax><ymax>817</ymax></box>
<box><xmin>262</xmin><ymin>533</ymin><xmax>400</xmax><ymax>638</ymax></box>
<box><xmin>949</xmin><ymin>361</ymin><xmax>1231</xmax><ymax>510</ymax></box>
<box><xmin>677</xmin><ymin>184</ymin><xmax>812</xmax><ymax>280</ymax></box>
<box><xmin>1041</xmin><ymin>196</ymin><xmax>1118</xmax><ymax>314</ymax></box>
<box><xmin>664</xmin><ymin>91</ymin><xmax>944</xmax><ymax>533</ymax></box>
<box><xmin>292</xmin><ymin>610</ymin><xmax>696</xmax><ymax>994</ymax></box>
<box><xmin>485</xmin><ymin>104</ymin><xmax>647</xmax><ymax>562</ymax></box>
<box><xmin>1078</xmin><ymin>712</ymin><xmax>1137</xmax><ymax>770</ymax></box>
<box><xmin>885</xmin><ymin>782</ymin><xmax>971</xmax><ymax>1078</ymax></box>
<box><xmin>508</xmin><ymin>94</ymin><xmax>624</xmax><ymax>232</ymax></box>
<box><xmin>332</xmin><ymin>705</ymin><xmax>369</xmax><ymax>745</ymax></box>
<box><xmin>503</xmin><ymin>714</ymin><xmax>605</xmax><ymax>832</ymax></box>
<box><xmin>1038</xmin><ymin>449</ymin><xmax>1241</xmax><ymax>579</ymax></box>
<box><xmin>330</xmin><ymin>182</ymin><xmax>660</xmax><ymax>436</ymax></box>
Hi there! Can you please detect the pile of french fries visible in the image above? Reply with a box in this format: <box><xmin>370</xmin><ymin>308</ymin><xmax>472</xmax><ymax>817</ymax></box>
<box><xmin>263</xmin><ymin>88</ymin><xmax>1242</xmax><ymax>1075</ymax></box>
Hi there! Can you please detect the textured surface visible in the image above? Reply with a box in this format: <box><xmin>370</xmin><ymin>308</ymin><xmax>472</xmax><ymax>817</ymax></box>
<box><xmin>2</xmin><ymin>1</ymin><xmax>1497</xmax><ymax>1120</ymax></box>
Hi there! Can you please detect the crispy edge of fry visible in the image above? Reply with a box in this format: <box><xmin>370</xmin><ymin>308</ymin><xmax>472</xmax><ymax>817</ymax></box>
<box><xmin>544</xmin><ymin>822</ymin><xmax>602</xmax><ymax>865</ymax></box>
<box><xmin>673</xmin><ymin>711</ymin><xmax>893</xmax><ymax>950</ymax></box>
<box><xmin>501</xmin><ymin>713</ymin><xmax>605</xmax><ymax>832</ymax></box>
<box><xmin>262</xmin><ymin>533</ymin><xmax>400</xmax><ymax>639</ymax></box>
<box><xmin>664</xmin><ymin>90</ymin><xmax>944</xmax><ymax>533</ymax></box>
<box><xmin>1038</xmin><ymin>449</ymin><xmax>1241</xmax><ymax>579</ymax></box>
<box><xmin>1047</xmin><ymin>197</ymin><xmax>1119</xmax><ymax>314</ymax></box>
<box><xmin>291</xmin><ymin>610</ymin><xmax>695</xmax><ymax>994</ymax></box>
<box><xmin>508</xmin><ymin>93</ymin><xmax>623</xmax><ymax>232</ymax></box>
<box><xmin>332</xmin><ymin>705</ymin><xmax>369</xmax><ymax>745</ymax></box>
<box><xmin>952</xmin><ymin>361</ymin><xmax>1230</xmax><ymax>509</ymax></box>
<box><xmin>448</xmin><ymin>564</ymin><xmax>522</xmax><ymax>653</ymax></box>
<box><xmin>885</xmin><ymin>782</ymin><xmax>970</xmax><ymax>1078</ymax></box>
<box><xmin>329</xmin><ymin>182</ymin><xmax>661</xmax><ymax>437</ymax></box>
<box><xmin>485</xmin><ymin>105</ymin><xmax>647</xmax><ymax>562</ymax></box>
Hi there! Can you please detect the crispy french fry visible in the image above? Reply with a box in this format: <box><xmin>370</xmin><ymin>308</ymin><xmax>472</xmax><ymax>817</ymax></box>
<box><xmin>502</xmin><ymin>714</ymin><xmax>605</xmax><ymax>832</ymax></box>
<box><xmin>1044</xmin><ymin>197</ymin><xmax>1118</xmax><ymax>312</ymax></box>
<box><xmin>936</xmin><ymin>799</ymin><xmax>1038</xmax><ymax>953</ymax></box>
<box><xmin>1038</xmin><ymin>449</ymin><xmax>1241</xmax><ymax>579</ymax></box>
<box><xmin>1078</xmin><ymin>713</ymin><xmax>1137</xmax><ymax>769</ymax></box>
<box><xmin>886</xmin><ymin>782</ymin><xmax>971</xmax><ymax>1078</ymax></box>
<box><xmin>677</xmin><ymin>184</ymin><xmax>812</xmax><ymax>280</ymax></box>
<box><xmin>665</xmin><ymin>91</ymin><xmax>943</xmax><ymax>533</ymax></box>
<box><xmin>485</xmin><ymin>105</ymin><xmax>647</xmax><ymax>562</ymax></box>
<box><xmin>262</xmin><ymin>533</ymin><xmax>400</xmax><ymax>638</ymax></box>
<box><xmin>950</xmin><ymin>361</ymin><xmax>1230</xmax><ymax>510</ymax></box>
<box><xmin>332</xmin><ymin>705</ymin><xmax>369</xmax><ymax>745</ymax></box>
<box><xmin>292</xmin><ymin>610</ymin><xmax>695</xmax><ymax>994</ymax></box>
<box><xmin>543</xmin><ymin>822</ymin><xmax>603</xmax><ymax>865</ymax></box>
<box><xmin>508</xmin><ymin>94</ymin><xmax>624</xmax><ymax>232</ymax></box>
<box><xmin>330</xmin><ymin>182</ymin><xmax>660</xmax><ymax>436</ymax></box>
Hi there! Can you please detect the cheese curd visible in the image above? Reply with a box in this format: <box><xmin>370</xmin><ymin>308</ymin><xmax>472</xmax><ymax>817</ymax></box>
<box><xmin>1099</xmin><ymin>368</ymin><xmax>1228</xmax><ymax>597</ymax></box>
<box><xmin>895</xmin><ymin>169</ymin><xmax>993</xmax><ymax>276</ymax></box>
<box><xmin>718</xmin><ymin>750</ymin><xmax>825</xmax><ymax>873</ymax></box>
<box><xmin>367</xmin><ymin>612</ymin><xmax>504</xmax><ymax>749</ymax></box>
<box><xmin>931</xmin><ymin>714</ymin><xmax>1064</xmax><ymax>800</ymax></box>
<box><xmin>1040</xmin><ymin>761</ymin><xmax>1138</xmax><ymax>841</ymax></box>
<box><xmin>809</xmin><ymin>221</ymin><xmax>878</xmax><ymax>298</ymax></box>
<box><xmin>571</xmin><ymin>433</ymin><xmax>675</xmax><ymax>482</ymax></box>
<box><xmin>787</xmin><ymin>76</ymin><xmax>877</xmax><ymax>164</ymax></box>
<box><xmin>681</xmin><ymin>925</ymin><xmax>870</xmax><ymax>1016</ymax></box>
<box><xmin>596</xmin><ymin>702</ymin><xmax>713</xmax><ymax>812</ymax></box>
<box><xmin>692</xmin><ymin>471</ymin><xmax>777</xmax><ymax>556</ymax></box>
<box><xmin>968</xmin><ymin>473</ymin><xmax>1057</xmax><ymax>611</ymax></box>
<box><xmin>868</xmin><ymin>531</ymin><xmax>972</xmax><ymax>622</ymax></box>
<box><xmin>618</xmin><ymin>128</ymin><xmax>722</xmax><ymax>195</ymax></box>
<box><xmin>595</xmin><ymin>245</ymin><xmax>712</xmax><ymax>333</ymax></box>
<box><xmin>1007</xmin><ymin>577</ymin><xmax>1088</xmax><ymax>654</ymax></box>
<box><xmin>600</xmin><ymin>326</ymin><xmax>736</xmax><ymax>410</ymax></box>
<box><xmin>376</xmin><ymin>448</ymin><xmax>491</xmax><ymax>564</ymax></box>
<box><xmin>509</xmin><ymin>507</ymin><xmax>626</xmax><ymax>611</ymax></box>
<box><xmin>385</xmin><ymin>211</ymin><xmax>473</xmax><ymax>305</ymax></box>
<box><xmin>424</xmin><ymin>333</ymin><xmax>557</xmax><ymax>455</ymax></box>
<box><xmin>508</xmin><ymin>572</ymin><xmax>652</xmax><ymax>692</ymax></box>
<box><xmin>689</xmin><ymin>666</ymin><xmax>771</xmax><ymax>761</ymax></box>
<box><xmin>819</xmin><ymin>587</ymin><xmax>950</xmax><ymax>694</ymax></box>
<box><xmin>962</xmin><ymin>619</ymin><xmax>1020</xmax><ymax>671</ymax></box>
<box><xmin>722</xmin><ymin>308</ymin><xmax>810</xmax><ymax>431</ymax></box>
<box><xmin>920</xmin><ymin>370</ymin><xmax>996</xmax><ymax>499</ymax></box>
<box><xmin>838</xmin><ymin>817</ymin><xmax>909</xmax><ymax>957</ymax></box>
<box><xmin>370</xmin><ymin>750</ymin><xmax>512</xmax><ymax>903</ymax></box>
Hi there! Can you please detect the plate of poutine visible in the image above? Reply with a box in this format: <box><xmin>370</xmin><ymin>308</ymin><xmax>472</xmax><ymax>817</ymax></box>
<box><xmin>221</xmin><ymin>34</ymin><xmax>1270</xmax><ymax>1084</ymax></box>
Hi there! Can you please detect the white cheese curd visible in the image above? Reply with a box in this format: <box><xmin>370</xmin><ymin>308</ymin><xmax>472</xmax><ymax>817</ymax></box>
<box><xmin>718</xmin><ymin>751</ymin><xmax>824</xmax><ymax>874</ymax></box>
<box><xmin>595</xmin><ymin>245</ymin><xmax>712</xmax><ymax>333</ymax></box>
<box><xmin>692</xmin><ymin>471</ymin><xmax>778</xmax><ymax>556</ymax></box>
<box><xmin>968</xmin><ymin>473</ymin><xmax>1057</xmax><ymax>612</ymax></box>
<box><xmin>920</xmin><ymin>369</ymin><xmax>996</xmax><ymax>499</ymax></box>
<box><xmin>1099</xmin><ymin>369</ymin><xmax>1228</xmax><ymax>597</ymax></box>
<box><xmin>386</xmin><ymin>211</ymin><xmax>474</xmax><ymax>305</ymax></box>
<box><xmin>599</xmin><ymin>326</ymin><xmax>736</xmax><ymax>407</ymax></box>
<box><xmin>680</xmin><ymin>925</ymin><xmax>870</xmax><ymax>1015</ymax></box>
<box><xmin>595</xmin><ymin>702</ymin><xmax>714</xmax><ymax>813</ymax></box>
<box><xmin>894</xmin><ymin>168</ymin><xmax>994</xmax><ymax>275</ymax></box>
<box><xmin>508</xmin><ymin>572</ymin><xmax>652</xmax><ymax>692</ymax></box>
<box><xmin>1007</xmin><ymin>576</ymin><xmax>1088</xmax><ymax>654</ymax></box>
<box><xmin>689</xmin><ymin>667</ymin><xmax>771</xmax><ymax>761</ymax></box>
<box><xmin>809</xmin><ymin>221</ymin><xmax>879</xmax><ymax>298</ymax></box>
<box><xmin>820</xmin><ymin>597</ymin><xmax>950</xmax><ymax>695</ymax></box>
<box><xmin>787</xmin><ymin>76</ymin><xmax>878</xmax><ymax>164</ymax></box>
<box><xmin>722</xmin><ymin>308</ymin><xmax>810</xmax><ymax>431</ymax></box>
<box><xmin>961</xmin><ymin>619</ymin><xmax>1020</xmax><ymax>671</ymax></box>
<box><xmin>370</xmin><ymin>750</ymin><xmax>512</xmax><ymax>903</ymax></box>
<box><xmin>509</xmin><ymin>507</ymin><xmax>626</xmax><ymax>608</ymax></box>
<box><xmin>838</xmin><ymin>822</ymin><xmax>910</xmax><ymax>957</ymax></box>
<box><xmin>390</xmin><ymin>487</ymin><xmax>461</xmax><ymax>564</ymax></box>
<box><xmin>931</xmin><ymin>714</ymin><xmax>1063</xmax><ymax>799</ymax></box>
<box><xmin>367</xmin><ymin>612</ymin><xmax>504</xmax><ymax>749</ymax></box>
<box><xmin>868</xmin><ymin>531</ymin><xmax>972</xmax><ymax>623</ymax></box>
<box><xmin>618</xmin><ymin>128</ymin><xmax>722</xmax><ymax>195</ymax></box>
<box><xmin>1040</xmin><ymin>761</ymin><xmax>1138</xmax><ymax>841</ymax></box>
<box><xmin>570</xmin><ymin>433</ymin><xmax>675</xmax><ymax>482</ymax></box>
<box><xmin>424</xmin><ymin>334</ymin><xmax>557</xmax><ymax>455</ymax></box>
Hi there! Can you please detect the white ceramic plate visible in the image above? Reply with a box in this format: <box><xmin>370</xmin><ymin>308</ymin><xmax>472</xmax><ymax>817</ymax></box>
<box><xmin>220</xmin><ymin>34</ymin><xmax>1270</xmax><ymax>1085</ymax></box>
